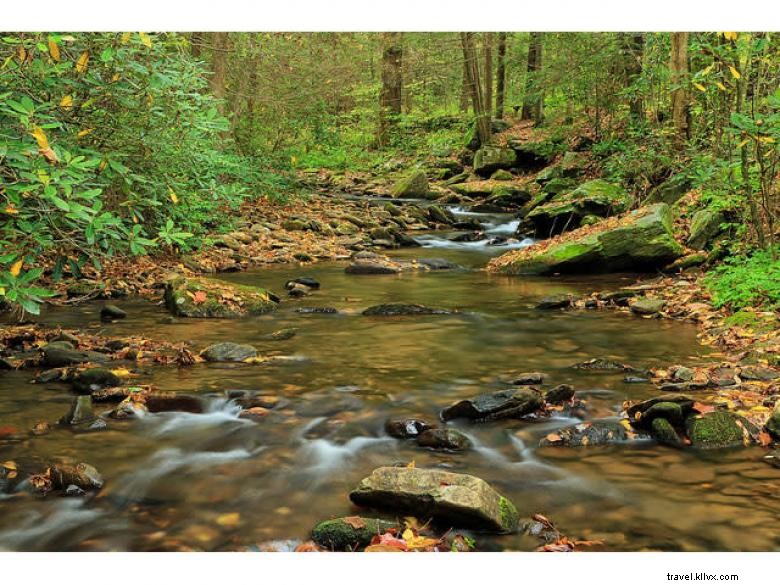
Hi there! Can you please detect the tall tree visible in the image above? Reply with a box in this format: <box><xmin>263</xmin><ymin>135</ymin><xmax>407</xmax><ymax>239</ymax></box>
<box><xmin>621</xmin><ymin>33</ymin><xmax>645</xmax><ymax>121</ymax></box>
<box><xmin>209</xmin><ymin>32</ymin><xmax>230</xmax><ymax>114</ymax></box>
<box><xmin>189</xmin><ymin>32</ymin><xmax>205</xmax><ymax>58</ymax></box>
<box><xmin>460</xmin><ymin>58</ymin><xmax>469</xmax><ymax>113</ymax></box>
<box><xmin>460</xmin><ymin>32</ymin><xmax>490</xmax><ymax>145</ymax></box>
<box><xmin>521</xmin><ymin>32</ymin><xmax>544</xmax><ymax>124</ymax></box>
<box><xmin>495</xmin><ymin>32</ymin><xmax>508</xmax><ymax>119</ymax></box>
<box><xmin>670</xmin><ymin>32</ymin><xmax>691</xmax><ymax>146</ymax></box>
<box><xmin>377</xmin><ymin>32</ymin><xmax>403</xmax><ymax>147</ymax></box>
<box><xmin>483</xmin><ymin>32</ymin><xmax>494</xmax><ymax>118</ymax></box>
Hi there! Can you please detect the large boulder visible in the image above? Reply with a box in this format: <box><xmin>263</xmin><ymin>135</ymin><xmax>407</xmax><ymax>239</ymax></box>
<box><xmin>508</xmin><ymin>139</ymin><xmax>561</xmax><ymax>170</ymax></box>
<box><xmin>391</xmin><ymin>171</ymin><xmax>429</xmax><ymax>198</ymax></box>
<box><xmin>523</xmin><ymin>179</ymin><xmax>630</xmax><ymax>237</ymax></box>
<box><xmin>441</xmin><ymin>388</ymin><xmax>543</xmax><ymax>422</ymax></box>
<box><xmin>349</xmin><ymin>467</ymin><xmax>519</xmax><ymax>533</ymax></box>
<box><xmin>164</xmin><ymin>276</ymin><xmax>278</xmax><ymax>318</ymax></box>
<box><xmin>473</xmin><ymin>147</ymin><xmax>517</xmax><ymax>177</ymax></box>
<box><xmin>687</xmin><ymin>210</ymin><xmax>724</xmax><ymax>250</ymax></box>
<box><xmin>647</xmin><ymin>173</ymin><xmax>690</xmax><ymax>205</ymax></box>
<box><xmin>489</xmin><ymin>203</ymin><xmax>684</xmax><ymax>275</ymax></box>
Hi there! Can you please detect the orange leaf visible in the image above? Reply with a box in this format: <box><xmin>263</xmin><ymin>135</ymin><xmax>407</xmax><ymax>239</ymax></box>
<box><xmin>343</xmin><ymin>516</ymin><xmax>366</xmax><ymax>530</ymax></box>
<box><xmin>9</xmin><ymin>260</ymin><xmax>23</xmax><ymax>278</ymax></box>
<box><xmin>192</xmin><ymin>291</ymin><xmax>208</xmax><ymax>305</ymax></box>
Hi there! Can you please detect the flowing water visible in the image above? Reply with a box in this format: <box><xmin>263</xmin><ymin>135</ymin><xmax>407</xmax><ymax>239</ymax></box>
<box><xmin>1</xmin><ymin>207</ymin><xmax>778</xmax><ymax>552</ymax></box>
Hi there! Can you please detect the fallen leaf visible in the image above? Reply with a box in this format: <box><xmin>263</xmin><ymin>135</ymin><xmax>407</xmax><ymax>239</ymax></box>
<box><xmin>75</xmin><ymin>51</ymin><xmax>89</xmax><ymax>74</ymax></box>
<box><xmin>343</xmin><ymin>516</ymin><xmax>366</xmax><ymax>530</ymax></box>
<box><xmin>216</xmin><ymin>512</ymin><xmax>240</xmax><ymax>527</ymax></box>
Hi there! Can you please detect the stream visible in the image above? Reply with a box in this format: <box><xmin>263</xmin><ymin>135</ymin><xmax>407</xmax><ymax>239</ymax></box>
<box><xmin>0</xmin><ymin>204</ymin><xmax>777</xmax><ymax>551</ymax></box>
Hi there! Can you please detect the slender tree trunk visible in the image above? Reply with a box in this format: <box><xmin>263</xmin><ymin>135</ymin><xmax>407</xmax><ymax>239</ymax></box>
<box><xmin>495</xmin><ymin>32</ymin><xmax>507</xmax><ymax>119</ymax></box>
<box><xmin>521</xmin><ymin>32</ymin><xmax>544</xmax><ymax>124</ymax></box>
<box><xmin>190</xmin><ymin>32</ymin><xmax>205</xmax><ymax>58</ymax></box>
<box><xmin>670</xmin><ymin>32</ymin><xmax>691</xmax><ymax>147</ymax></box>
<box><xmin>209</xmin><ymin>32</ymin><xmax>229</xmax><ymax>114</ymax></box>
<box><xmin>621</xmin><ymin>33</ymin><xmax>644</xmax><ymax>121</ymax></box>
<box><xmin>377</xmin><ymin>32</ymin><xmax>403</xmax><ymax>147</ymax></box>
<box><xmin>483</xmin><ymin>32</ymin><xmax>493</xmax><ymax>119</ymax></box>
<box><xmin>460</xmin><ymin>52</ymin><xmax>469</xmax><ymax>113</ymax></box>
<box><xmin>461</xmin><ymin>32</ymin><xmax>490</xmax><ymax>145</ymax></box>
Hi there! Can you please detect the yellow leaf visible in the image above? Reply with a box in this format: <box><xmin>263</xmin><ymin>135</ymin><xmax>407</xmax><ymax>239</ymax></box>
<box><xmin>1</xmin><ymin>461</ymin><xmax>17</xmax><ymax>471</ymax></box>
<box><xmin>758</xmin><ymin>136</ymin><xmax>775</xmax><ymax>144</ymax></box>
<box><xmin>716</xmin><ymin>82</ymin><xmax>727</xmax><ymax>91</ymax></box>
<box><xmin>736</xmin><ymin>138</ymin><xmax>750</xmax><ymax>149</ymax></box>
<box><xmin>48</xmin><ymin>40</ymin><xmax>60</xmax><ymax>62</ymax></box>
<box><xmin>31</xmin><ymin>126</ymin><xmax>50</xmax><ymax>150</ymax></box>
<box><xmin>729</xmin><ymin>66</ymin><xmax>741</xmax><ymax>80</ymax></box>
<box><xmin>121</xmin><ymin>32</ymin><xmax>132</xmax><ymax>44</ymax></box>
<box><xmin>168</xmin><ymin>186</ymin><xmax>178</xmax><ymax>204</ymax></box>
<box><xmin>110</xmin><ymin>368</ymin><xmax>133</xmax><ymax>378</ymax></box>
<box><xmin>693</xmin><ymin>82</ymin><xmax>706</xmax><ymax>92</ymax></box>
<box><xmin>112</xmin><ymin>73</ymin><xmax>120</xmax><ymax>82</ymax></box>
<box><xmin>75</xmin><ymin>51</ymin><xmax>89</xmax><ymax>74</ymax></box>
<box><xmin>98</xmin><ymin>159</ymin><xmax>108</xmax><ymax>171</ymax></box>
<box><xmin>406</xmin><ymin>460</ymin><xmax>415</xmax><ymax>468</ymax></box>
<box><xmin>77</xmin><ymin>128</ymin><xmax>94</xmax><ymax>138</ymax></box>
<box><xmin>700</xmin><ymin>64</ymin><xmax>714</xmax><ymax>76</ymax></box>
<box><xmin>4</xmin><ymin>205</ymin><xmax>19</xmax><ymax>215</ymax></box>
<box><xmin>402</xmin><ymin>528</ymin><xmax>440</xmax><ymax>551</ymax></box>
<box><xmin>16</xmin><ymin>46</ymin><xmax>27</xmax><ymax>63</ymax></box>
<box><xmin>59</xmin><ymin>94</ymin><xmax>73</xmax><ymax>109</ymax></box>
<box><xmin>10</xmin><ymin>260</ymin><xmax>23</xmax><ymax>278</ymax></box>
<box><xmin>216</xmin><ymin>513</ymin><xmax>240</xmax><ymax>527</ymax></box>
<box><xmin>723</xmin><ymin>32</ymin><xmax>738</xmax><ymax>41</ymax></box>
<box><xmin>290</xmin><ymin>155</ymin><xmax>298</xmax><ymax>165</ymax></box>
<box><xmin>139</xmin><ymin>32</ymin><xmax>152</xmax><ymax>48</ymax></box>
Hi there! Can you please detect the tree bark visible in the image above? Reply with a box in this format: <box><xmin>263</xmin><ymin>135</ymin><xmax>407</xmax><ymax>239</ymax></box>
<box><xmin>190</xmin><ymin>32</ymin><xmax>205</xmax><ymax>58</ymax></box>
<box><xmin>621</xmin><ymin>33</ymin><xmax>644</xmax><ymax>121</ymax></box>
<box><xmin>208</xmin><ymin>32</ymin><xmax>229</xmax><ymax>113</ymax></box>
<box><xmin>670</xmin><ymin>32</ymin><xmax>691</xmax><ymax>147</ymax></box>
<box><xmin>461</xmin><ymin>32</ymin><xmax>490</xmax><ymax>146</ymax></box>
<box><xmin>377</xmin><ymin>32</ymin><xmax>403</xmax><ymax>147</ymax></box>
<box><xmin>483</xmin><ymin>32</ymin><xmax>493</xmax><ymax>119</ymax></box>
<box><xmin>521</xmin><ymin>32</ymin><xmax>544</xmax><ymax>124</ymax></box>
<box><xmin>495</xmin><ymin>32</ymin><xmax>507</xmax><ymax>119</ymax></box>
<box><xmin>460</xmin><ymin>58</ymin><xmax>469</xmax><ymax>113</ymax></box>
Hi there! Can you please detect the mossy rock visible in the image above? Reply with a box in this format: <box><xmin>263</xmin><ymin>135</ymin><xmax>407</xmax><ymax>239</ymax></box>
<box><xmin>490</xmin><ymin>169</ymin><xmax>514</xmax><ymax>181</ymax></box>
<box><xmin>647</xmin><ymin>173</ymin><xmax>691</xmax><ymax>205</ymax></box>
<box><xmin>391</xmin><ymin>170</ymin><xmax>429</xmax><ymax>198</ymax></box>
<box><xmin>541</xmin><ymin>177</ymin><xmax>577</xmax><ymax>196</ymax></box>
<box><xmin>450</xmin><ymin>180</ymin><xmax>516</xmax><ymax>197</ymax></box>
<box><xmin>164</xmin><ymin>276</ymin><xmax>278</xmax><ymax>318</ymax></box>
<box><xmin>763</xmin><ymin>404</ymin><xmax>780</xmax><ymax>441</ymax></box>
<box><xmin>686</xmin><ymin>411</ymin><xmax>758</xmax><ymax>449</ymax></box>
<box><xmin>687</xmin><ymin>210</ymin><xmax>724</xmax><ymax>250</ymax></box>
<box><xmin>473</xmin><ymin>146</ymin><xmax>517</xmax><ymax>177</ymax></box>
<box><xmin>650</xmin><ymin>417</ymin><xmax>684</xmax><ymax>447</ymax></box>
<box><xmin>311</xmin><ymin>517</ymin><xmax>398</xmax><ymax>551</ymax></box>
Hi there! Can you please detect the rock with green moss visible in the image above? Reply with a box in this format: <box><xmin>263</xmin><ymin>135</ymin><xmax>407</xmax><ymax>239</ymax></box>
<box><xmin>450</xmin><ymin>180</ymin><xmax>512</xmax><ymax>198</ymax></box>
<box><xmin>164</xmin><ymin>276</ymin><xmax>278</xmax><ymax>318</ymax></box>
<box><xmin>473</xmin><ymin>146</ymin><xmax>518</xmax><ymax>177</ymax></box>
<box><xmin>490</xmin><ymin>169</ymin><xmax>514</xmax><ymax>181</ymax></box>
<box><xmin>311</xmin><ymin>517</ymin><xmax>398</xmax><ymax>551</ymax></box>
<box><xmin>687</xmin><ymin>210</ymin><xmax>724</xmax><ymax>250</ymax></box>
<box><xmin>647</xmin><ymin>173</ymin><xmax>691</xmax><ymax>205</ymax></box>
<box><xmin>391</xmin><ymin>170</ymin><xmax>429</xmax><ymax>198</ymax></box>
<box><xmin>630</xmin><ymin>298</ymin><xmax>666</xmax><ymax>315</ymax></box>
<box><xmin>201</xmin><ymin>342</ymin><xmax>257</xmax><ymax>362</ymax></box>
<box><xmin>524</xmin><ymin>179</ymin><xmax>630</xmax><ymax>236</ymax></box>
<box><xmin>509</xmin><ymin>138</ymin><xmax>562</xmax><ymax>169</ymax></box>
<box><xmin>349</xmin><ymin>466</ymin><xmax>519</xmax><ymax>533</ymax></box>
<box><xmin>490</xmin><ymin>203</ymin><xmax>684</xmax><ymax>275</ymax></box>
<box><xmin>541</xmin><ymin>177</ymin><xmax>577</xmax><ymax>196</ymax></box>
<box><xmin>650</xmin><ymin>417</ymin><xmax>684</xmax><ymax>447</ymax></box>
<box><xmin>764</xmin><ymin>403</ymin><xmax>780</xmax><ymax>441</ymax></box>
<box><xmin>686</xmin><ymin>411</ymin><xmax>758</xmax><ymax>449</ymax></box>
<box><xmin>559</xmin><ymin>151</ymin><xmax>587</xmax><ymax>178</ymax></box>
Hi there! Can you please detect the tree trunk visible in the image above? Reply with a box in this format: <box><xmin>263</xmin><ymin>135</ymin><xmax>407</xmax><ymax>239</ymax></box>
<box><xmin>377</xmin><ymin>32</ymin><xmax>403</xmax><ymax>147</ymax></box>
<box><xmin>483</xmin><ymin>32</ymin><xmax>493</xmax><ymax>119</ymax></box>
<box><xmin>209</xmin><ymin>32</ymin><xmax>229</xmax><ymax>113</ymax></box>
<box><xmin>621</xmin><ymin>33</ymin><xmax>644</xmax><ymax>121</ymax></box>
<box><xmin>495</xmin><ymin>32</ymin><xmax>507</xmax><ymax>119</ymax></box>
<box><xmin>190</xmin><ymin>32</ymin><xmax>205</xmax><ymax>58</ymax></box>
<box><xmin>670</xmin><ymin>32</ymin><xmax>691</xmax><ymax>147</ymax></box>
<box><xmin>461</xmin><ymin>32</ymin><xmax>490</xmax><ymax>146</ymax></box>
<box><xmin>460</xmin><ymin>50</ymin><xmax>469</xmax><ymax>113</ymax></box>
<box><xmin>521</xmin><ymin>32</ymin><xmax>544</xmax><ymax>124</ymax></box>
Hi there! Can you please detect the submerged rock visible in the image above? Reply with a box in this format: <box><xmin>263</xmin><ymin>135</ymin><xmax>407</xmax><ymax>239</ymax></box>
<box><xmin>630</xmin><ymin>298</ymin><xmax>666</xmax><ymax>315</ymax></box>
<box><xmin>535</xmin><ymin>295</ymin><xmax>572</xmax><ymax>310</ymax></box>
<box><xmin>295</xmin><ymin>307</ymin><xmax>339</xmax><ymax>314</ymax></box>
<box><xmin>417</xmin><ymin>428</ymin><xmax>472</xmax><ymax>451</ymax></box>
<box><xmin>71</xmin><ymin>368</ymin><xmax>121</xmax><ymax>394</ymax></box>
<box><xmin>626</xmin><ymin>395</ymin><xmax>695</xmax><ymax>428</ymax></box>
<box><xmin>362</xmin><ymin>303</ymin><xmax>455</xmax><ymax>316</ymax></box>
<box><xmin>100</xmin><ymin>304</ymin><xmax>127</xmax><ymax>321</ymax></box>
<box><xmin>349</xmin><ymin>466</ymin><xmax>519</xmax><ymax>533</ymax></box>
<box><xmin>59</xmin><ymin>395</ymin><xmax>99</xmax><ymax>428</ymax></box>
<box><xmin>539</xmin><ymin>421</ymin><xmax>637</xmax><ymax>447</ymax></box>
<box><xmin>384</xmin><ymin>417</ymin><xmax>436</xmax><ymax>439</ymax></box>
<box><xmin>441</xmin><ymin>388</ymin><xmax>543</xmax><ymax>422</ymax></box>
<box><xmin>740</xmin><ymin>366</ymin><xmax>779</xmax><ymax>382</ymax></box>
<box><xmin>164</xmin><ymin>276</ymin><xmax>278</xmax><ymax>318</ymax></box>
<box><xmin>512</xmin><ymin>372</ymin><xmax>547</xmax><ymax>385</ymax></box>
<box><xmin>544</xmin><ymin>384</ymin><xmax>575</xmax><ymax>404</ymax></box>
<box><xmin>686</xmin><ymin>411</ymin><xmax>758</xmax><ymax>449</ymax></box>
<box><xmin>571</xmin><ymin>358</ymin><xmax>636</xmax><ymax>372</ymax></box>
<box><xmin>260</xmin><ymin>328</ymin><xmax>298</xmax><ymax>341</ymax></box>
<box><xmin>311</xmin><ymin>517</ymin><xmax>398</xmax><ymax>551</ymax></box>
<box><xmin>201</xmin><ymin>342</ymin><xmax>258</xmax><ymax>362</ymax></box>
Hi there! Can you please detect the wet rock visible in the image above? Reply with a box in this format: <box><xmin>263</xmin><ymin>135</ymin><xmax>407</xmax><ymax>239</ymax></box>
<box><xmin>512</xmin><ymin>372</ymin><xmax>546</xmax><ymax>385</ymax></box>
<box><xmin>295</xmin><ymin>307</ymin><xmax>339</xmax><ymax>314</ymax></box>
<box><xmin>764</xmin><ymin>403</ymin><xmax>780</xmax><ymax>441</ymax></box>
<box><xmin>539</xmin><ymin>421</ymin><xmax>634</xmax><ymax>447</ymax></box>
<box><xmin>201</xmin><ymin>342</ymin><xmax>258</xmax><ymax>363</ymax></box>
<box><xmin>260</xmin><ymin>328</ymin><xmax>298</xmax><ymax>341</ymax></box>
<box><xmin>441</xmin><ymin>388</ymin><xmax>543</xmax><ymax>422</ymax></box>
<box><xmin>145</xmin><ymin>393</ymin><xmax>204</xmax><ymax>413</ymax></box>
<box><xmin>687</xmin><ymin>210</ymin><xmax>724</xmax><ymax>250</ymax></box>
<box><xmin>286</xmin><ymin>283</ymin><xmax>311</xmax><ymax>298</ymax></box>
<box><xmin>238</xmin><ymin>407</ymin><xmax>271</xmax><ymax>421</ymax></box>
<box><xmin>650</xmin><ymin>417</ymin><xmax>684</xmax><ymax>447</ymax></box>
<box><xmin>535</xmin><ymin>295</ymin><xmax>572</xmax><ymax>310</ymax></box>
<box><xmin>418</xmin><ymin>258</ymin><xmax>460</xmax><ymax>270</ymax></box>
<box><xmin>417</xmin><ymin>428</ymin><xmax>472</xmax><ymax>451</ymax></box>
<box><xmin>473</xmin><ymin>146</ymin><xmax>517</xmax><ymax>177</ymax></box>
<box><xmin>384</xmin><ymin>417</ymin><xmax>436</xmax><ymax>439</ymax></box>
<box><xmin>59</xmin><ymin>395</ymin><xmax>98</xmax><ymax>427</ymax></box>
<box><xmin>0</xmin><ymin>357</ymin><xmax>15</xmax><ymax>370</ymax></box>
<box><xmin>427</xmin><ymin>205</ymin><xmax>455</xmax><ymax>225</ymax></box>
<box><xmin>686</xmin><ymin>411</ymin><xmax>758</xmax><ymax>449</ymax></box>
<box><xmin>71</xmin><ymin>368</ymin><xmax>121</xmax><ymax>394</ymax></box>
<box><xmin>597</xmin><ymin>290</ymin><xmax>637</xmax><ymax>304</ymax></box>
<box><xmin>623</xmin><ymin>376</ymin><xmax>650</xmax><ymax>384</ymax></box>
<box><xmin>672</xmin><ymin>366</ymin><xmax>695</xmax><ymax>382</ymax></box>
<box><xmin>286</xmin><ymin>277</ymin><xmax>320</xmax><ymax>290</ymax></box>
<box><xmin>52</xmin><ymin>332</ymin><xmax>80</xmax><ymax>346</ymax></box>
<box><xmin>544</xmin><ymin>384</ymin><xmax>575</xmax><ymax>404</ymax></box>
<box><xmin>311</xmin><ymin>517</ymin><xmax>398</xmax><ymax>551</ymax></box>
<box><xmin>763</xmin><ymin>451</ymin><xmax>780</xmax><ymax>469</ymax></box>
<box><xmin>349</xmin><ymin>467</ymin><xmax>519</xmax><ymax>533</ymax></box>
<box><xmin>452</xmin><ymin>231</ymin><xmax>485</xmax><ymax>242</ymax></box>
<box><xmin>571</xmin><ymin>358</ymin><xmax>636</xmax><ymax>372</ymax></box>
<box><xmin>626</xmin><ymin>395</ymin><xmax>694</xmax><ymax>423</ymax></box>
<box><xmin>362</xmin><ymin>303</ymin><xmax>455</xmax><ymax>317</ymax></box>
<box><xmin>709</xmin><ymin>367</ymin><xmax>738</xmax><ymax>387</ymax></box>
<box><xmin>100</xmin><ymin>304</ymin><xmax>127</xmax><ymax>321</ymax></box>
<box><xmin>40</xmin><ymin>343</ymin><xmax>109</xmax><ymax>367</ymax></box>
<box><xmin>490</xmin><ymin>204</ymin><xmax>683</xmax><ymax>275</ymax></box>
<box><xmin>740</xmin><ymin>365</ymin><xmax>778</xmax><ymax>382</ymax></box>
<box><xmin>630</xmin><ymin>298</ymin><xmax>666</xmax><ymax>315</ymax></box>
<box><xmin>164</xmin><ymin>276</ymin><xmax>278</xmax><ymax>318</ymax></box>
<box><xmin>109</xmin><ymin>396</ymin><xmax>149</xmax><ymax>419</ymax></box>
<box><xmin>391</xmin><ymin>171</ymin><xmax>429</xmax><ymax>198</ymax></box>
<box><xmin>50</xmin><ymin>461</ymin><xmax>104</xmax><ymax>491</ymax></box>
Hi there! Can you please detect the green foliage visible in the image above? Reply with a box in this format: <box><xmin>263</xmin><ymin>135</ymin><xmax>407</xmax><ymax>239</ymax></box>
<box><xmin>704</xmin><ymin>249</ymin><xmax>780</xmax><ymax>311</ymax></box>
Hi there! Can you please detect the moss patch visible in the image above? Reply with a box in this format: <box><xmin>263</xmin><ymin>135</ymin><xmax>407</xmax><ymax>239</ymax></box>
<box><xmin>164</xmin><ymin>276</ymin><xmax>278</xmax><ymax>318</ymax></box>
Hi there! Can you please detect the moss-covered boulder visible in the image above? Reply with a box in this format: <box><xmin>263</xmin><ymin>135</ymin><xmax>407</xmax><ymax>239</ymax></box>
<box><xmin>450</xmin><ymin>179</ymin><xmax>518</xmax><ymax>198</ymax></box>
<box><xmin>686</xmin><ymin>411</ymin><xmax>758</xmax><ymax>449</ymax></box>
<box><xmin>311</xmin><ymin>517</ymin><xmax>398</xmax><ymax>551</ymax></box>
<box><xmin>764</xmin><ymin>403</ymin><xmax>780</xmax><ymax>441</ymax></box>
<box><xmin>164</xmin><ymin>276</ymin><xmax>278</xmax><ymax>318</ymax></box>
<box><xmin>490</xmin><ymin>169</ymin><xmax>514</xmax><ymax>181</ymax></box>
<box><xmin>489</xmin><ymin>203</ymin><xmax>684</xmax><ymax>275</ymax></box>
<box><xmin>509</xmin><ymin>138</ymin><xmax>562</xmax><ymax>170</ymax></box>
<box><xmin>647</xmin><ymin>173</ymin><xmax>691</xmax><ymax>205</ymax></box>
<box><xmin>349</xmin><ymin>466</ymin><xmax>519</xmax><ymax>533</ymax></box>
<box><xmin>524</xmin><ymin>179</ymin><xmax>630</xmax><ymax>237</ymax></box>
<box><xmin>687</xmin><ymin>210</ymin><xmax>724</xmax><ymax>250</ymax></box>
<box><xmin>473</xmin><ymin>146</ymin><xmax>517</xmax><ymax>177</ymax></box>
<box><xmin>391</xmin><ymin>170</ymin><xmax>429</xmax><ymax>198</ymax></box>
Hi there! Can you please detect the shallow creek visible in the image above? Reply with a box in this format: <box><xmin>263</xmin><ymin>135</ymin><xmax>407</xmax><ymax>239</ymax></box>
<box><xmin>0</xmin><ymin>207</ymin><xmax>777</xmax><ymax>552</ymax></box>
